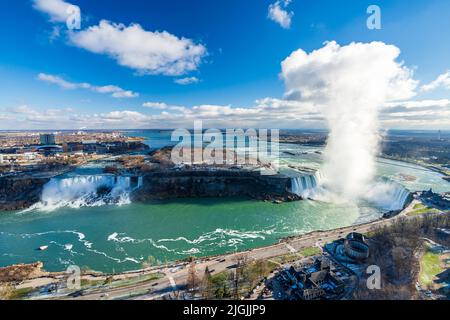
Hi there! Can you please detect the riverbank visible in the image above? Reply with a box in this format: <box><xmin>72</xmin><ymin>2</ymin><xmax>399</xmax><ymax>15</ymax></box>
<box><xmin>380</xmin><ymin>155</ymin><xmax>450</xmax><ymax>181</ymax></box>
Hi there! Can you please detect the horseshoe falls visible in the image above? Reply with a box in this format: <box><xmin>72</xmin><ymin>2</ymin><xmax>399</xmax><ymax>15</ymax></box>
<box><xmin>290</xmin><ymin>172</ymin><xmax>411</xmax><ymax>211</ymax></box>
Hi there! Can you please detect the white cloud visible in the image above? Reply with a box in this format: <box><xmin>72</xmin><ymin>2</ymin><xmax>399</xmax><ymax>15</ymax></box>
<box><xmin>142</xmin><ymin>102</ymin><xmax>187</xmax><ymax>112</ymax></box>
<box><xmin>69</xmin><ymin>20</ymin><xmax>207</xmax><ymax>76</ymax></box>
<box><xmin>268</xmin><ymin>1</ymin><xmax>294</xmax><ymax>29</ymax></box>
<box><xmin>143</xmin><ymin>99</ymin><xmax>323</xmax><ymax>128</ymax></box>
<box><xmin>97</xmin><ymin>110</ymin><xmax>151</xmax><ymax>122</ymax></box>
<box><xmin>383</xmin><ymin>99</ymin><xmax>450</xmax><ymax>109</ymax></box>
<box><xmin>143</xmin><ymin>102</ymin><xmax>169</xmax><ymax>110</ymax></box>
<box><xmin>281</xmin><ymin>41</ymin><xmax>418</xmax><ymax>103</ymax></box>
<box><xmin>174</xmin><ymin>77</ymin><xmax>200</xmax><ymax>85</ymax></box>
<box><xmin>37</xmin><ymin>73</ymin><xmax>139</xmax><ymax>98</ymax></box>
<box><xmin>380</xmin><ymin>99</ymin><xmax>450</xmax><ymax>127</ymax></box>
<box><xmin>32</xmin><ymin>0</ymin><xmax>79</xmax><ymax>23</ymax></box>
<box><xmin>37</xmin><ymin>73</ymin><xmax>78</xmax><ymax>89</ymax></box>
<box><xmin>9</xmin><ymin>105</ymin><xmax>40</xmax><ymax>115</ymax></box>
<box><xmin>280</xmin><ymin>41</ymin><xmax>420</xmax><ymax>199</ymax></box>
<box><xmin>7</xmin><ymin>105</ymin><xmax>75</xmax><ymax>125</ymax></box>
<box><xmin>421</xmin><ymin>71</ymin><xmax>450</xmax><ymax>92</ymax></box>
<box><xmin>2</xmin><ymin>96</ymin><xmax>450</xmax><ymax>130</ymax></box>
<box><xmin>2</xmin><ymin>105</ymin><xmax>156</xmax><ymax>129</ymax></box>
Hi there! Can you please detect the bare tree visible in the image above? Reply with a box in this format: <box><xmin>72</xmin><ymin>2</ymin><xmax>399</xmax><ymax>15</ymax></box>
<box><xmin>186</xmin><ymin>259</ymin><xmax>200</xmax><ymax>298</ymax></box>
<box><xmin>200</xmin><ymin>266</ymin><xmax>213</xmax><ymax>299</ymax></box>
<box><xmin>232</xmin><ymin>253</ymin><xmax>249</xmax><ymax>299</ymax></box>
<box><xmin>353</xmin><ymin>213</ymin><xmax>450</xmax><ymax>300</ymax></box>
<box><xmin>0</xmin><ymin>282</ymin><xmax>14</xmax><ymax>300</ymax></box>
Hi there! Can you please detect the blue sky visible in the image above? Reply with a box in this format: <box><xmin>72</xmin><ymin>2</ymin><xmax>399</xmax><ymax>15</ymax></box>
<box><xmin>0</xmin><ymin>0</ymin><xmax>449</xmax><ymax>129</ymax></box>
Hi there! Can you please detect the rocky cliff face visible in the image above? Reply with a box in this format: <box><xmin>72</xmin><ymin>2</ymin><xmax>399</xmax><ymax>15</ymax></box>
<box><xmin>0</xmin><ymin>177</ymin><xmax>49</xmax><ymax>211</ymax></box>
<box><xmin>0</xmin><ymin>262</ymin><xmax>46</xmax><ymax>282</ymax></box>
<box><xmin>132</xmin><ymin>170</ymin><xmax>301</xmax><ymax>202</ymax></box>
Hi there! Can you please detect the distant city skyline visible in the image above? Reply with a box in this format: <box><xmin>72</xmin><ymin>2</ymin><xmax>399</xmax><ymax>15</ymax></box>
<box><xmin>1</xmin><ymin>0</ymin><xmax>449</xmax><ymax>130</ymax></box>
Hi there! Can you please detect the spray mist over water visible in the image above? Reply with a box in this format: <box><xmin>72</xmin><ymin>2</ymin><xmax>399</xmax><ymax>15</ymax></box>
<box><xmin>282</xmin><ymin>41</ymin><xmax>417</xmax><ymax>204</ymax></box>
<box><xmin>24</xmin><ymin>175</ymin><xmax>144</xmax><ymax>212</ymax></box>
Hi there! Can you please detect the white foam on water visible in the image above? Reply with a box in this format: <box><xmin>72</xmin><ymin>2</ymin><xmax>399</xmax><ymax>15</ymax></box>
<box><xmin>26</xmin><ymin>175</ymin><xmax>144</xmax><ymax>212</ymax></box>
<box><xmin>0</xmin><ymin>229</ymin><xmax>142</xmax><ymax>265</ymax></box>
<box><xmin>182</xmin><ymin>248</ymin><xmax>201</xmax><ymax>255</ymax></box>
<box><xmin>290</xmin><ymin>170</ymin><xmax>411</xmax><ymax>212</ymax></box>
<box><xmin>106</xmin><ymin>232</ymin><xmax>176</xmax><ymax>253</ymax></box>
<box><xmin>290</xmin><ymin>171</ymin><xmax>324</xmax><ymax>199</ymax></box>
<box><xmin>104</xmin><ymin>227</ymin><xmax>276</xmax><ymax>257</ymax></box>
<box><xmin>363</xmin><ymin>179</ymin><xmax>411</xmax><ymax>211</ymax></box>
<box><xmin>157</xmin><ymin>228</ymin><xmax>273</xmax><ymax>246</ymax></box>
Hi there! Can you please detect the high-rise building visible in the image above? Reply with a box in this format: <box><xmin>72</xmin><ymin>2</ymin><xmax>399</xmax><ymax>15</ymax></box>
<box><xmin>40</xmin><ymin>133</ymin><xmax>56</xmax><ymax>145</ymax></box>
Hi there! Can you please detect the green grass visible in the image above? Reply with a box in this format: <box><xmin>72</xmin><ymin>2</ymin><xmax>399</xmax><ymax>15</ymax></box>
<box><xmin>407</xmin><ymin>207</ymin><xmax>440</xmax><ymax>217</ymax></box>
<box><xmin>81</xmin><ymin>279</ymin><xmax>105</xmax><ymax>288</ymax></box>
<box><xmin>266</xmin><ymin>260</ymin><xmax>280</xmax><ymax>271</ymax></box>
<box><xmin>210</xmin><ymin>271</ymin><xmax>230</xmax><ymax>285</ymax></box>
<box><xmin>209</xmin><ymin>271</ymin><xmax>233</xmax><ymax>299</ymax></box>
<box><xmin>9</xmin><ymin>287</ymin><xmax>35</xmax><ymax>300</ymax></box>
<box><xmin>364</xmin><ymin>231</ymin><xmax>377</xmax><ymax>238</ymax></box>
<box><xmin>271</xmin><ymin>253</ymin><xmax>299</xmax><ymax>264</ymax></box>
<box><xmin>271</xmin><ymin>247</ymin><xmax>321</xmax><ymax>264</ymax></box>
<box><xmin>80</xmin><ymin>273</ymin><xmax>164</xmax><ymax>290</ymax></box>
<box><xmin>419</xmin><ymin>250</ymin><xmax>444</xmax><ymax>288</ymax></box>
<box><xmin>300</xmin><ymin>246</ymin><xmax>322</xmax><ymax>257</ymax></box>
<box><xmin>208</xmin><ymin>259</ymin><xmax>279</xmax><ymax>299</ymax></box>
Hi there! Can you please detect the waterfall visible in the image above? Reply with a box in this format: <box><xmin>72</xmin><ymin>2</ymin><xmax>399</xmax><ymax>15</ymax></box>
<box><xmin>291</xmin><ymin>171</ymin><xmax>411</xmax><ymax>211</ymax></box>
<box><xmin>364</xmin><ymin>179</ymin><xmax>411</xmax><ymax>211</ymax></box>
<box><xmin>33</xmin><ymin>174</ymin><xmax>143</xmax><ymax>211</ymax></box>
<box><xmin>290</xmin><ymin>171</ymin><xmax>322</xmax><ymax>198</ymax></box>
<box><xmin>137</xmin><ymin>176</ymin><xmax>144</xmax><ymax>188</ymax></box>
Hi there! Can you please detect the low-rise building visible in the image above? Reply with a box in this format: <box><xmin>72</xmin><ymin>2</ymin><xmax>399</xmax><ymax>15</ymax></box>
<box><xmin>0</xmin><ymin>152</ymin><xmax>40</xmax><ymax>164</ymax></box>
<box><xmin>278</xmin><ymin>257</ymin><xmax>347</xmax><ymax>300</ymax></box>
<box><xmin>344</xmin><ymin>232</ymin><xmax>370</xmax><ymax>261</ymax></box>
<box><xmin>420</xmin><ymin>189</ymin><xmax>450</xmax><ymax>210</ymax></box>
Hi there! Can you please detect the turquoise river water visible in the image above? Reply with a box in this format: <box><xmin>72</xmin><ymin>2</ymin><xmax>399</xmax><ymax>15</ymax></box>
<box><xmin>0</xmin><ymin>131</ymin><xmax>448</xmax><ymax>272</ymax></box>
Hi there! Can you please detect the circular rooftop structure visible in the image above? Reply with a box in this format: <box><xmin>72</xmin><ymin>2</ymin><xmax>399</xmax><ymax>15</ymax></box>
<box><xmin>343</xmin><ymin>232</ymin><xmax>369</xmax><ymax>261</ymax></box>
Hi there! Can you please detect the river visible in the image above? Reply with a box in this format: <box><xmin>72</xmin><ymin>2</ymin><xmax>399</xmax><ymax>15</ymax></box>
<box><xmin>0</xmin><ymin>130</ymin><xmax>448</xmax><ymax>273</ymax></box>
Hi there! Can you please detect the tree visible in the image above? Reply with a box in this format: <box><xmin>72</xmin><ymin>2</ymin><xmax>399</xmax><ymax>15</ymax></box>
<box><xmin>200</xmin><ymin>266</ymin><xmax>213</xmax><ymax>299</ymax></box>
<box><xmin>232</xmin><ymin>253</ymin><xmax>249</xmax><ymax>299</ymax></box>
<box><xmin>215</xmin><ymin>283</ymin><xmax>230</xmax><ymax>299</ymax></box>
<box><xmin>186</xmin><ymin>259</ymin><xmax>200</xmax><ymax>298</ymax></box>
<box><xmin>0</xmin><ymin>282</ymin><xmax>14</xmax><ymax>300</ymax></box>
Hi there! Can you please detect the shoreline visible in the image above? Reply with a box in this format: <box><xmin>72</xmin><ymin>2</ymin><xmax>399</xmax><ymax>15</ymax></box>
<box><xmin>379</xmin><ymin>155</ymin><xmax>450</xmax><ymax>180</ymax></box>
